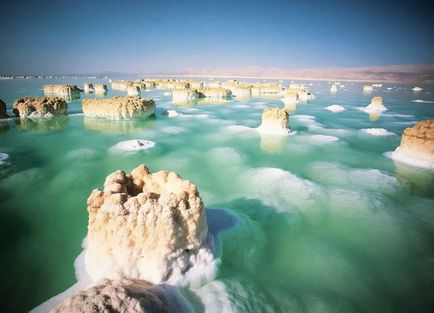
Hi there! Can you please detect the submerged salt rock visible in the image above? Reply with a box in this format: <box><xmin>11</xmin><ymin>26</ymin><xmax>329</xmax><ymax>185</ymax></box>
<box><xmin>82</xmin><ymin>96</ymin><xmax>155</xmax><ymax>120</ymax></box>
<box><xmin>391</xmin><ymin>120</ymin><xmax>434</xmax><ymax>169</ymax></box>
<box><xmin>12</xmin><ymin>97</ymin><xmax>68</xmax><ymax>118</ymax></box>
<box><xmin>50</xmin><ymin>278</ymin><xmax>176</xmax><ymax>313</ymax></box>
<box><xmin>0</xmin><ymin>99</ymin><xmax>8</xmax><ymax>118</ymax></box>
<box><xmin>257</xmin><ymin>107</ymin><xmax>291</xmax><ymax>136</ymax></box>
<box><xmin>85</xmin><ymin>164</ymin><xmax>214</xmax><ymax>284</ymax></box>
<box><xmin>326</xmin><ymin>104</ymin><xmax>345</xmax><ymax>112</ymax></box>
<box><xmin>109</xmin><ymin>140</ymin><xmax>155</xmax><ymax>152</ymax></box>
<box><xmin>363</xmin><ymin>97</ymin><xmax>387</xmax><ymax>113</ymax></box>
<box><xmin>43</xmin><ymin>84</ymin><xmax>81</xmax><ymax>96</ymax></box>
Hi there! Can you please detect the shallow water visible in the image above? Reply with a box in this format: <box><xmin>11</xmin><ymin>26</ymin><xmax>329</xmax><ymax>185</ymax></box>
<box><xmin>1</xmin><ymin>78</ymin><xmax>434</xmax><ymax>312</ymax></box>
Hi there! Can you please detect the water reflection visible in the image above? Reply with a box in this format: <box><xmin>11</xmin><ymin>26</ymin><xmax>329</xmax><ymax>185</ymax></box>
<box><xmin>83</xmin><ymin>116</ymin><xmax>156</xmax><ymax>134</ymax></box>
<box><xmin>369</xmin><ymin>112</ymin><xmax>381</xmax><ymax>122</ymax></box>
<box><xmin>0</xmin><ymin>120</ymin><xmax>10</xmax><ymax>133</ymax></box>
<box><xmin>260</xmin><ymin>134</ymin><xmax>286</xmax><ymax>155</ymax></box>
<box><xmin>15</xmin><ymin>116</ymin><xmax>69</xmax><ymax>132</ymax></box>
<box><xmin>394</xmin><ymin>161</ymin><xmax>434</xmax><ymax>195</ymax></box>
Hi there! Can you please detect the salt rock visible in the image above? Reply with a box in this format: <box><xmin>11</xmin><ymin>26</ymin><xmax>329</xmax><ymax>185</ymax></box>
<box><xmin>188</xmin><ymin>81</ymin><xmax>204</xmax><ymax>89</ymax></box>
<box><xmin>207</xmin><ymin>81</ymin><xmax>221</xmax><ymax>88</ymax></box>
<box><xmin>0</xmin><ymin>99</ymin><xmax>8</xmax><ymax>119</ymax></box>
<box><xmin>363</xmin><ymin>128</ymin><xmax>392</xmax><ymax>136</ymax></box>
<box><xmin>198</xmin><ymin>88</ymin><xmax>232</xmax><ymax>98</ymax></box>
<box><xmin>12</xmin><ymin>97</ymin><xmax>68</xmax><ymax>118</ymax></box>
<box><xmin>82</xmin><ymin>96</ymin><xmax>155</xmax><ymax>120</ymax></box>
<box><xmin>94</xmin><ymin>84</ymin><xmax>108</xmax><ymax>95</ymax></box>
<box><xmin>330</xmin><ymin>85</ymin><xmax>338</xmax><ymax>93</ymax></box>
<box><xmin>363</xmin><ymin>85</ymin><xmax>373</xmax><ymax>92</ymax></box>
<box><xmin>111</xmin><ymin>80</ymin><xmax>133</xmax><ymax>91</ymax></box>
<box><xmin>84</xmin><ymin>83</ymin><xmax>94</xmax><ymax>93</ymax></box>
<box><xmin>172</xmin><ymin>89</ymin><xmax>199</xmax><ymax>102</ymax></box>
<box><xmin>391</xmin><ymin>120</ymin><xmax>434</xmax><ymax>169</ymax></box>
<box><xmin>326</xmin><ymin>104</ymin><xmax>345</xmax><ymax>112</ymax></box>
<box><xmin>281</xmin><ymin>91</ymin><xmax>298</xmax><ymax>105</ymax></box>
<box><xmin>50</xmin><ymin>278</ymin><xmax>179</xmax><ymax>313</ymax></box>
<box><xmin>127</xmin><ymin>85</ymin><xmax>141</xmax><ymax>96</ymax></box>
<box><xmin>363</xmin><ymin>97</ymin><xmax>387</xmax><ymax>113</ymax></box>
<box><xmin>412</xmin><ymin>86</ymin><xmax>423</xmax><ymax>92</ymax></box>
<box><xmin>43</xmin><ymin>84</ymin><xmax>81</xmax><ymax>96</ymax></box>
<box><xmin>257</xmin><ymin>107</ymin><xmax>292</xmax><ymax>136</ymax></box>
<box><xmin>84</xmin><ymin>164</ymin><xmax>214</xmax><ymax>284</ymax></box>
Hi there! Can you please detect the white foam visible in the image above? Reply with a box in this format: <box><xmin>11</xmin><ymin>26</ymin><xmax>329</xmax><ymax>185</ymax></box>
<box><xmin>0</xmin><ymin>152</ymin><xmax>9</xmax><ymax>165</ymax></box>
<box><xmin>361</xmin><ymin>128</ymin><xmax>394</xmax><ymax>136</ymax></box>
<box><xmin>109</xmin><ymin>140</ymin><xmax>155</xmax><ymax>153</ymax></box>
<box><xmin>326</xmin><ymin>105</ymin><xmax>345</xmax><ymax>112</ymax></box>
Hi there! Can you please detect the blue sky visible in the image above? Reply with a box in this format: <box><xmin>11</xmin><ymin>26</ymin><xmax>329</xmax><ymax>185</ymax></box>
<box><xmin>0</xmin><ymin>0</ymin><xmax>433</xmax><ymax>74</ymax></box>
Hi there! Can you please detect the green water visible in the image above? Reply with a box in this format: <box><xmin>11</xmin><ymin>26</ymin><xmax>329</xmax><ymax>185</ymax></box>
<box><xmin>0</xmin><ymin>78</ymin><xmax>433</xmax><ymax>312</ymax></box>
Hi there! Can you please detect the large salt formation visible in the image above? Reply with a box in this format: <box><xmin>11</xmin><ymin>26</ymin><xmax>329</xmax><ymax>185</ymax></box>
<box><xmin>84</xmin><ymin>83</ymin><xmax>94</xmax><ymax>93</ymax></box>
<box><xmin>257</xmin><ymin>107</ymin><xmax>292</xmax><ymax>135</ymax></box>
<box><xmin>0</xmin><ymin>99</ymin><xmax>8</xmax><ymax>118</ymax></box>
<box><xmin>391</xmin><ymin>120</ymin><xmax>434</xmax><ymax>169</ymax></box>
<box><xmin>85</xmin><ymin>164</ymin><xmax>214</xmax><ymax>284</ymax></box>
<box><xmin>251</xmin><ymin>82</ymin><xmax>283</xmax><ymax>97</ymax></box>
<box><xmin>172</xmin><ymin>89</ymin><xmax>199</xmax><ymax>102</ymax></box>
<box><xmin>43</xmin><ymin>84</ymin><xmax>81</xmax><ymax>96</ymax></box>
<box><xmin>363</xmin><ymin>96</ymin><xmax>387</xmax><ymax>113</ymax></box>
<box><xmin>222</xmin><ymin>80</ymin><xmax>252</xmax><ymax>98</ymax></box>
<box><xmin>198</xmin><ymin>87</ymin><xmax>232</xmax><ymax>98</ymax></box>
<box><xmin>12</xmin><ymin>97</ymin><xmax>68</xmax><ymax>118</ymax></box>
<box><xmin>111</xmin><ymin>80</ymin><xmax>133</xmax><ymax>91</ymax></box>
<box><xmin>94</xmin><ymin>83</ymin><xmax>108</xmax><ymax>95</ymax></box>
<box><xmin>82</xmin><ymin>96</ymin><xmax>155</xmax><ymax>120</ymax></box>
<box><xmin>51</xmin><ymin>278</ymin><xmax>180</xmax><ymax>313</ymax></box>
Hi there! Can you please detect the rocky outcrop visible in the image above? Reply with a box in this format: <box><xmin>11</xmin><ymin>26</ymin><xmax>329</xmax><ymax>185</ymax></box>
<box><xmin>112</xmin><ymin>80</ymin><xmax>133</xmax><ymax>91</ymax></box>
<box><xmin>127</xmin><ymin>85</ymin><xmax>141</xmax><ymax>96</ymax></box>
<box><xmin>12</xmin><ymin>97</ymin><xmax>68</xmax><ymax>118</ymax></box>
<box><xmin>50</xmin><ymin>278</ymin><xmax>178</xmax><ymax>313</ymax></box>
<box><xmin>84</xmin><ymin>83</ymin><xmax>93</xmax><ymax>93</ymax></box>
<box><xmin>43</xmin><ymin>85</ymin><xmax>81</xmax><ymax>95</ymax></box>
<box><xmin>172</xmin><ymin>89</ymin><xmax>199</xmax><ymax>102</ymax></box>
<box><xmin>82</xmin><ymin>96</ymin><xmax>155</xmax><ymax>120</ymax></box>
<box><xmin>0</xmin><ymin>99</ymin><xmax>8</xmax><ymax>119</ymax></box>
<box><xmin>362</xmin><ymin>97</ymin><xmax>387</xmax><ymax>113</ymax></box>
<box><xmin>198</xmin><ymin>88</ymin><xmax>232</xmax><ymax>98</ymax></box>
<box><xmin>94</xmin><ymin>84</ymin><xmax>108</xmax><ymax>95</ymax></box>
<box><xmin>390</xmin><ymin>120</ymin><xmax>434</xmax><ymax>169</ymax></box>
<box><xmin>257</xmin><ymin>107</ymin><xmax>292</xmax><ymax>136</ymax></box>
<box><xmin>84</xmin><ymin>164</ymin><xmax>214</xmax><ymax>284</ymax></box>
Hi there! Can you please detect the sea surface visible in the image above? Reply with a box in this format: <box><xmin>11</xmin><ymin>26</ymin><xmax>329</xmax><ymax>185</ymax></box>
<box><xmin>0</xmin><ymin>78</ymin><xmax>434</xmax><ymax>313</ymax></box>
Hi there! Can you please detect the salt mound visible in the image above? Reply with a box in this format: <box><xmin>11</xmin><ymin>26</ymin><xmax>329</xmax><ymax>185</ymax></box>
<box><xmin>256</xmin><ymin>107</ymin><xmax>292</xmax><ymax>136</ymax></box>
<box><xmin>109</xmin><ymin>140</ymin><xmax>155</xmax><ymax>152</ymax></box>
<box><xmin>326</xmin><ymin>105</ymin><xmax>345</xmax><ymax>112</ymax></box>
<box><xmin>85</xmin><ymin>164</ymin><xmax>215</xmax><ymax>284</ymax></box>
<box><xmin>390</xmin><ymin>120</ymin><xmax>434</xmax><ymax>169</ymax></box>
<box><xmin>362</xmin><ymin>97</ymin><xmax>387</xmax><ymax>113</ymax></box>
<box><xmin>50</xmin><ymin>278</ymin><xmax>191</xmax><ymax>313</ymax></box>
<box><xmin>12</xmin><ymin>97</ymin><xmax>68</xmax><ymax>118</ymax></box>
<box><xmin>362</xmin><ymin>128</ymin><xmax>394</xmax><ymax>136</ymax></box>
<box><xmin>412</xmin><ymin>86</ymin><xmax>423</xmax><ymax>91</ymax></box>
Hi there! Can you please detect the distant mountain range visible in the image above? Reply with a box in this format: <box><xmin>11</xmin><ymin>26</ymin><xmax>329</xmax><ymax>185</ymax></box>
<box><xmin>179</xmin><ymin>64</ymin><xmax>434</xmax><ymax>84</ymax></box>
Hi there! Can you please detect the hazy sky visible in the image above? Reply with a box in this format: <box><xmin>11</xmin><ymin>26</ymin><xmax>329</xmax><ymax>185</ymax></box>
<box><xmin>0</xmin><ymin>0</ymin><xmax>433</xmax><ymax>74</ymax></box>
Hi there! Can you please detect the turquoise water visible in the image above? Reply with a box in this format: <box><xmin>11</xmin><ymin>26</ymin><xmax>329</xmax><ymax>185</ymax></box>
<box><xmin>0</xmin><ymin>78</ymin><xmax>434</xmax><ymax>313</ymax></box>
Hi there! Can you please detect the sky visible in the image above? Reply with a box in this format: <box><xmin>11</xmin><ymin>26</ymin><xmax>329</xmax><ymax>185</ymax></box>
<box><xmin>0</xmin><ymin>0</ymin><xmax>433</xmax><ymax>74</ymax></box>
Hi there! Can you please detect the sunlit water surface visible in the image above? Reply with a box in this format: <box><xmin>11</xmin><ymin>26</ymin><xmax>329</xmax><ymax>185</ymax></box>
<box><xmin>0</xmin><ymin>78</ymin><xmax>434</xmax><ymax>313</ymax></box>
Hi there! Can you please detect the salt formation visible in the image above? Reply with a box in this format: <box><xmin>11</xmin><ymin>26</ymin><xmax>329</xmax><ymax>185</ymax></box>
<box><xmin>257</xmin><ymin>108</ymin><xmax>292</xmax><ymax>136</ymax></box>
<box><xmin>162</xmin><ymin>110</ymin><xmax>179</xmax><ymax>118</ymax></box>
<box><xmin>281</xmin><ymin>91</ymin><xmax>298</xmax><ymax>105</ymax></box>
<box><xmin>390</xmin><ymin>120</ymin><xmax>434</xmax><ymax>169</ymax></box>
<box><xmin>84</xmin><ymin>164</ymin><xmax>215</xmax><ymax>284</ymax></box>
<box><xmin>94</xmin><ymin>84</ymin><xmax>108</xmax><ymax>95</ymax></box>
<box><xmin>109</xmin><ymin>140</ymin><xmax>156</xmax><ymax>153</ymax></box>
<box><xmin>189</xmin><ymin>81</ymin><xmax>203</xmax><ymax>89</ymax></box>
<box><xmin>0</xmin><ymin>99</ymin><xmax>8</xmax><ymax>118</ymax></box>
<box><xmin>127</xmin><ymin>85</ymin><xmax>141</xmax><ymax>96</ymax></box>
<box><xmin>326</xmin><ymin>104</ymin><xmax>345</xmax><ymax>112</ymax></box>
<box><xmin>84</xmin><ymin>83</ymin><xmax>94</xmax><ymax>93</ymax></box>
<box><xmin>111</xmin><ymin>80</ymin><xmax>133</xmax><ymax>91</ymax></box>
<box><xmin>43</xmin><ymin>84</ymin><xmax>81</xmax><ymax>96</ymax></box>
<box><xmin>412</xmin><ymin>86</ymin><xmax>423</xmax><ymax>91</ymax></box>
<box><xmin>50</xmin><ymin>278</ymin><xmax>190</xmax><ymax>313</ymax></box>
<box><xmin>363</xmin><ymin>85</ymin><xmax>373</xmax><ymax>92</ymax></box>
<box><xmin>198</xmin><ymin>88</ymin><xmax>232</xmax><ymax>98</ymax></box>
<box><xmin>253</xmin><ymin>82</ymin><xmax>283</xmax><ymax>97</ymax></box>
<box><xmin>12</xmin><ymin>97</ymin><xmax>68</xmax><ymax>118</ymax></box>
<box><xmin>362</xmin><ymin>128</ymin><xmax>393</xmax><ymax>136</ymax></box>
<box><xmin>330</xmin><ymin>84</ymin><xmax>338</xmax><ymax>93</ymax></box>
<box><xmin>172</xmin><ymin>89</ymin><xmax>199</xmax><ymax>102</ymax></box>
<box><xmin>222</xmin><ymin>81</ymin><xmax>252</xmax><ymax>98</ymax></box>
<box><xmin>207</xmin><ymin>81</ymin><xmax>221</xmax><ymax>88</ymax></box>
<box><xmin>362</xmin><ymin>96</ymin><xmax>387</xmax><ymax>113</ymax></box>
<box><xmin>82</xmin><ymin>96</ymin><xmax>155</xmax><ymax>120</ymax></box>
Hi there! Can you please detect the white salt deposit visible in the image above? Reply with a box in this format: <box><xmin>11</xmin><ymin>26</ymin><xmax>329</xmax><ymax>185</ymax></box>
<box><xmin>109</xmin><ymin>140</ymin><xmax>155</xmax><ymax>153</ymax></box>
<box><xmin>362</xmin><ymin>128</ymin><xmax>394</xmax><ymax>136</ymax></box>
<box><xmin>326</xmin><ymin>105</ymin><xmax>345</xmax><ymax>112</ymax></box>
<box><xmin>412</xmin><ymin>99</ymin><xmax>434</xmax><ymax>103</ymax></box>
